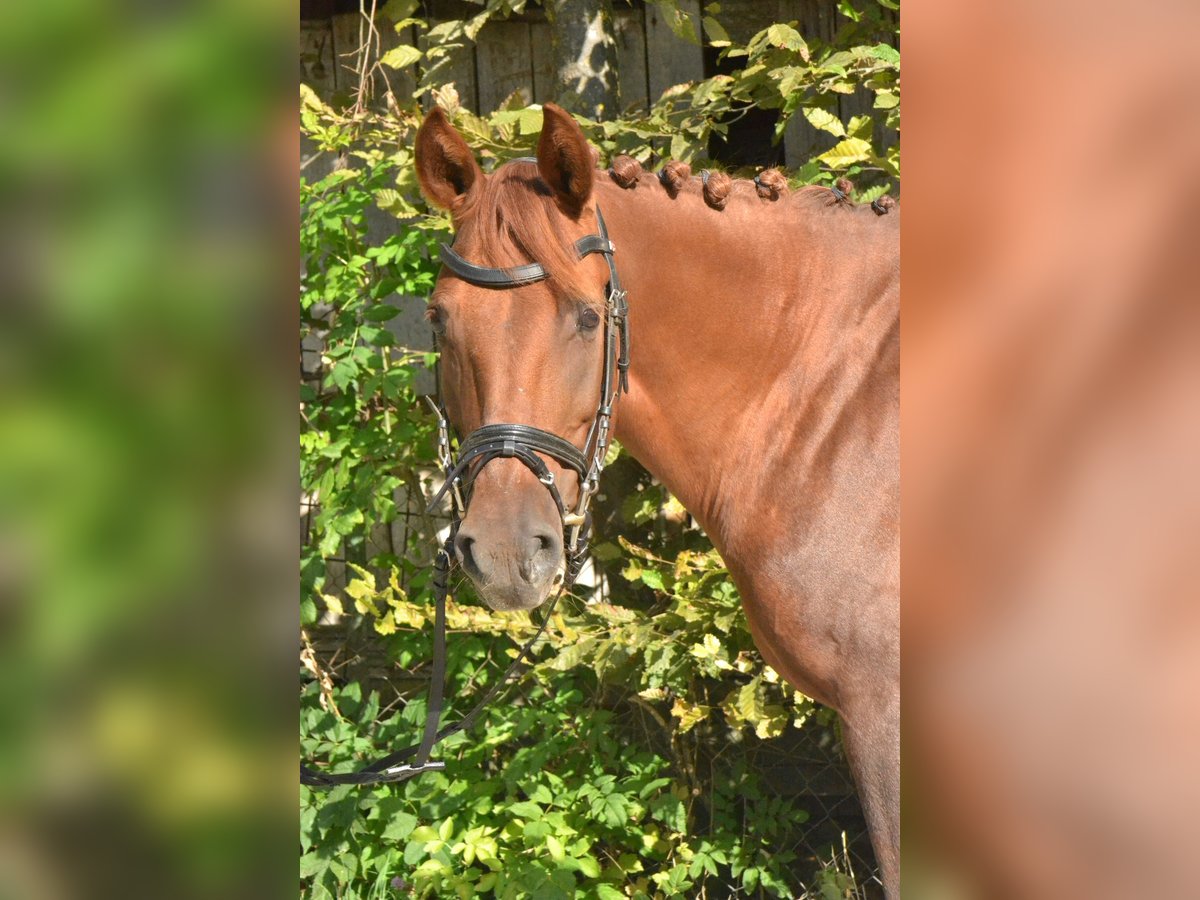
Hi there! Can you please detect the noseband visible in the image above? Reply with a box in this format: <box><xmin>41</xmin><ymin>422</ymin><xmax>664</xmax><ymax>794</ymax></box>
<box><xmin>301</xmin><ymin>204</ymin><xmax>628</xmax><ymax>788</ymax></box>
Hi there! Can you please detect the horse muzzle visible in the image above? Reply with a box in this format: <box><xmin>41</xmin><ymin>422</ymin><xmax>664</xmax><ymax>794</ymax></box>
<box><xmin>454</xmin><ymin>512</ymin><xmax>564</xmax><ymax>611</ymax></box>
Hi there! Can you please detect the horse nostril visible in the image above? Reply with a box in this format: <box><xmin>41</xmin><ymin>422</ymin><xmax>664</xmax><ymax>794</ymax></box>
<box><xmin>531</xmin><ymin>531</ymin><xmax>559</xmax><ymax>557</ymax></box>
<box><xmin>455</xmin><ymin>533</ymin><xmax>478</xmax><ymax>575</ymax></box>
<box><xmin>520</xmin><ymin>531</ymin><xmax>561</xmax><ymax>581</ymax></box>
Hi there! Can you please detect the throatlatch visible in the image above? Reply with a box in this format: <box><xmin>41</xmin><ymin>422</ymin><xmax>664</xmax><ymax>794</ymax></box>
<box><xmin>301</xmin><ymin>206</ymin><xmax>628</xmax><ymax>788</ymax></box>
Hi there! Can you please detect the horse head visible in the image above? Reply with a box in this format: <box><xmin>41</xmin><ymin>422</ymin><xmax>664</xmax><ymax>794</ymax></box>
<box><xmin>415</xmin><ymin>103</ymin><xmax>616</xmax><ymax>611</ymax></box>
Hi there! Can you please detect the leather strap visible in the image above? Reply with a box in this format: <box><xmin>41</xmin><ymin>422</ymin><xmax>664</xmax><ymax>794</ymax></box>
<box><xmin>440</xmin><ymin>244</ymin><xmax>548</xmax><ymax>287</ymax></box>
<box><xmin>460</xmin><ymin>423</ymin><xmax>588</xmax><ymax>476</ymax></box>
<box><xmin>411</xmin><ymin>539</ymin><xmax>451</xmax><ymax>769</ymax></box>
<box><xmin>440</xmin><ymin>234</ymin><xmax>615</xmax><ymax>289</ymax></box>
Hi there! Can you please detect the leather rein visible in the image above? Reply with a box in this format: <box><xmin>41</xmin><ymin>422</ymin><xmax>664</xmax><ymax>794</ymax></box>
<box><xmin>301</xmin><ymin>205</ymin><xmax>628</xmax><ymax>788</ymax></box>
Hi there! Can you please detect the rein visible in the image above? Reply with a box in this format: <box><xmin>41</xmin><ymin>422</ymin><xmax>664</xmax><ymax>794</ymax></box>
<box><xmin>301</xmin><ymin>205</ymin><xmax>628</xmax><ymax>788</ymax></box>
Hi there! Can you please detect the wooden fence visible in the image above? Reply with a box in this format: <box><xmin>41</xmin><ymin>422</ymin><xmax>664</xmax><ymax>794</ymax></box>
<box><xmin>300</xmin><ymin>0</ymin><xmax>896</xmax><ymax>170</ymax></box>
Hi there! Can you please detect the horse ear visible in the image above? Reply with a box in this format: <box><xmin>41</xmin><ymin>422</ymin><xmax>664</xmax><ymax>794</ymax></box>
<box><xmin>415</xmin><ymin>106</ymin><xmax>484</xmax><ymax>213</ymax></box>
<box><xmin>536</xmin><ymin>103</ymin><xmax>594</xmax><ymax>216</ymax></box>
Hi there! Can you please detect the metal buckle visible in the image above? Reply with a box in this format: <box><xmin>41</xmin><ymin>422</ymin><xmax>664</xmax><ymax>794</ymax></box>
<box><xmin>382</xmin><ymin>761</ymin><xmax>447</xmax><ymax>779</ymax></box>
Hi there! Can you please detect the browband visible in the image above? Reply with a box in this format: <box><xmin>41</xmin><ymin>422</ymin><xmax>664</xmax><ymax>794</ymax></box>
<box><xmin>440</xmin><ymin>234</ymin><xmax>615</xmax><ymax>289</ymax></box>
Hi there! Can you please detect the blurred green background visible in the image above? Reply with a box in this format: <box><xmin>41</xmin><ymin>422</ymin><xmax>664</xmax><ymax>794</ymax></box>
<box><xmin>0</xmin><ymin>1</ymin><xmax>296</xmax><ymax>897</ymax></box>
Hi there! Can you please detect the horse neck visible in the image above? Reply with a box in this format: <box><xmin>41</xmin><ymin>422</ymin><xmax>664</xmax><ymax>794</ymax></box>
<box><xmin>597</xmin><ymin>179</ymin><xmax>899</xmax><ymax>556</ymax></box>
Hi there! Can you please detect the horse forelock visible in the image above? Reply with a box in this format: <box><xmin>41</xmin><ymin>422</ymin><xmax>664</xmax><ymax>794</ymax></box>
<box><xmin>455</xmin><ymin>160</ymin><xmax>607</xmax><ymax>308</ymax></box>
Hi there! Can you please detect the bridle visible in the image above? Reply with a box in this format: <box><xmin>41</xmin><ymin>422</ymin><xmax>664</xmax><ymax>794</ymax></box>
<box><xmin>301</xmin><ymin>201</ymin><xmax>628</xmax><ymax>788</ymax></box>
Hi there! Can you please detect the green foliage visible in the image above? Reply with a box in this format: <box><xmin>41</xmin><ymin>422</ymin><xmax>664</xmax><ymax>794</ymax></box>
<box><xmin>301</xmin><ymin>3</ymin><xmax>897</xmax><ymax>897</ymax></box>
<box><xmin>300</xmin><ymin>654</ymin><xmax>810</xmax><ymax>899</ymax></box>
<box><xmin>299</xmin><ymin>151</ymin><xmax>446</xmax><ymax>610</ymax></box>
<box><xmin>310</xmin><ymin>0</ymin><xmax>898</xmax><ymax>186</ymax></box>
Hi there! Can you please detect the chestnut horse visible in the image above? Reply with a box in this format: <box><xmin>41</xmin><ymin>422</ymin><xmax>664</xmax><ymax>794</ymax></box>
<box><xmin>415</xmin><ymin>104</ymin><xmax>899</xmax><ymax>897</ymax></box>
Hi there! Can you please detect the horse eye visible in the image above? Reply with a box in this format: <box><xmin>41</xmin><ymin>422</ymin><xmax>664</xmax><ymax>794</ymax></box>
<box><xmin>426</xmin><ymin>305</ymin><xmax>446</xmax><ymax>335</ymax></box>
<box><xmin>577</xmin><ymin>308</ymin><xmax>601</xmax><ymax>331</ymax></box>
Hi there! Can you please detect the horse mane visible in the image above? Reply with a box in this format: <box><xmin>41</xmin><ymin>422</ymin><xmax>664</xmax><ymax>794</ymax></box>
<box><xmin>607</xmin><ymin>154</ymin><xmax>898</xmax><ymax>218</ymax></box>
<box><xmin>454</xmin><ymin>155</ymin><xmax>896</xmax><ymax>306</ymax></box>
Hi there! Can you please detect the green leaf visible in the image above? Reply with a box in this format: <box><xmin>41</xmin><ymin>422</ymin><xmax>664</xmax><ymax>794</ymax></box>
<box><xmin>803</xmin><ymin>107</ymin><xmax>845</xmax><ymax>137</ymax></box>
<box><xmin>592</xmin><ymin>792</ymin><xmax>629</xmax><ymax>827</ymax></box>
<box><xmin>589</xmin><ymin>541</ymin><xmax>622</xmax><ymax>562</ymax></box>
<box><xmin>638</xmin><ymin>777</ymin><xmax>673</xmax><ymax>799</ymax></box>
<box><xmin>702</xmin><ymin>16</ymin><xmax>730</xmax><ymax>47</ymax></box>
<box><xmin>328</xmin><ymin>358</ymin><xmax>358</xmax><ymax>392</ymax></box>
<box><xmin>362</xmin><ymin>304</ymin><xmax>401</xmax><ymax>322</ymax></box>
<box><xmin>381</xmin><ymin>0</ymin><xmax>418</xmax><ymax>21</ymax></box>
<box><xmin>871</xmin><ymin>42</ymin><xmax>901</xmax><ymax>65</ymax></box>
<box><xmin>508</xmin><ymin>801</ymin><xmax>542</xmax><ymax>819</ymax></box>
<box><xmin>300</xmin><ymin>851</ymin><xmax>328</xmax><ymax>879</ymax></box>
<box><xmin>380</xmin><ymin>45</ymin><xmax>422</xmax><ymax>70</ymax></box>
<box><xmin>382</xmin><ymin>811</ymin><xmax>419</xmax><ymax>842</ymax></box>
<box><xmin>754</xmin><ymin>704</ymin><xmax>790</xmax><ymax>739</ymax></box>
<box><xmin>300</xmin><ymin>596</ymin><xmax>318</xmax><ymax>625</ymax></box>
<box><xmin>660</xmin><ymin>3</ymin><xmax>701</xmax><ymax>44</ymax></box>
<box><xmin>874</xmin><ymin>89</ymin><xmax>899</xmax><ymax>110</ymax></box>
<box><xmin>765</xmin><ymin>23</ymin><xmax>809</xmax><ymax>58</ymax></box>
<box><xmin>771</xmin><ymin>65</ymin><xmax>807</xmax><ymax>97</ymax></box>
<box><xmin>574</xmin><ymin>855</ymin><xmax>601</xmax><ymax>878</ymax></box>
<box><xmin>846</xmin><ymin>114</ymin><xmax>873</xmax><ymax>139</ymax></box>
<box><xmin>359</xmin><ymin>325</ymin><xmax>391</xmax><ymax>346</ymax></box>
<box><xmin>640</xmin><ymin>568</ymin><xmax>665</xmax><ymax>591</ymax></box>
<box><xmin>669</xmin><ymin>132</ymin><xmax>692</xmax><ymax>162</ymax></box>
<box><xmin>525</xmin><ymin>819</ymin><xmax>552</xmax><ymax>841</ymax></box>
<box><xmin>816</xmin><ymin>137</ymin><xmax>872</xmax><ymax>168</ymax></box>
<box><xmin>518</xmin><ymin>106</ymin><xmax>545</xmax><ymax>135</ymax></box>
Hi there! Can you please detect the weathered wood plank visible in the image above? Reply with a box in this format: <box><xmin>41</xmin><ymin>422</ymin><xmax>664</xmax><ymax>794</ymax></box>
<box><xmin>783</xmin><ymin>0</ymin><xmax>836</xmax><ymax>171</ymax></box>
<box><xmin>613</xmin><ymin>5</ymin><xmax>648</xmax><ymax>112</ymax></box>
<box><xmin>300</xmin><ymin>18</ymin><xmax>338</xmax><ymax>98</ymax></box>
<box><xmin>717</xmin><ymin>0</ymin><xmax>779</xmax><ymax>44</ymax></box>
<box><xmin>475</xmin><ymin>21</ymin><xmax>534</xmax><ymax>112</ymax></box>
<box><xmin>644</xmin><ymin>0</ymin><xmax>703</xmax><ymax>102</ymax></box>
<box><xmin>530</xmin><ymin>21</ymin><xmax>555</xmax><ymax>103</ymax></box>
<box><xmin>330</xmin><ymin>11</ymin><xmax>366</xmax><ymax>95</ymax></box>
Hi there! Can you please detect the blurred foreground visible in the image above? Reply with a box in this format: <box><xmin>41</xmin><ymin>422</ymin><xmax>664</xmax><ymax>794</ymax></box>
<box><xmin>903</xmin><ymin>0</ymin><xmax>1200</xmax><ymax>896</ymax></box>
<box><xmin>0</xmin><ymin>2</ymin><xmax>295</xmax><ymax>898</ymax></box>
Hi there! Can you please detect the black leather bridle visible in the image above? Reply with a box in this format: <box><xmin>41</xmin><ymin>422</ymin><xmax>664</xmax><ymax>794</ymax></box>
<box><xmin>301</xmin><ymin>203</ymin><xmax>628</xmax><ymax>788</ymax></box>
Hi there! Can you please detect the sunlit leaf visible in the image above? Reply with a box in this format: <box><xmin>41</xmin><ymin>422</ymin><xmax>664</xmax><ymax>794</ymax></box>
<box><xmin>817</xmin><ymin>137</ymin><xmax>873</xmax><ymax>167</ymax></box>
<box><xmin>803</xmin><ymin>106</ymin><xmax>845</xmax><ymax>137</ymax></box>
<box><xmin>380</xmin><ymin>45</ymin><xmax>422</xmax><ymax>70</ymax></box>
